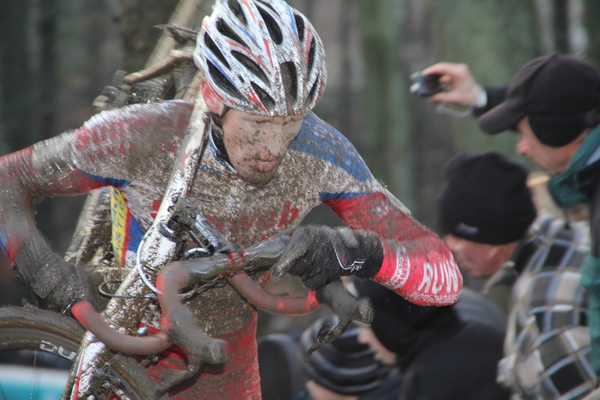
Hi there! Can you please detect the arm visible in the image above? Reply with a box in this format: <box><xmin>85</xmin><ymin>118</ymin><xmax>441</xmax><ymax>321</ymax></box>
<box><xmin>501</xmin><ymin>219</ymin><xmax>594</xmax><ymax>396</ymax></box>
<box><xmin>327</xmin><ymin>189</ymin><xmax>461</xmax><ymax>306</ymax></box>
<box><xmin>0</xmin><ymin>100</ymin><xmax>192</xmax><ymax>311</ymax></box>
<box><xmin>271</xmin><ymin>113</ymin><xmax>461</xmax><ymax>306</ymax></box>
<box><xmin>0</xmin><ymin>135</ymin><xmax>107</xmax><ymax>310</ymax></box>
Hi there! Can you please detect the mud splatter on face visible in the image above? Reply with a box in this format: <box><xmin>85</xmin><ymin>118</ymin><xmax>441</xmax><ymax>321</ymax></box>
<box><xmin>221</xmin><ymin>109</ymin><xmax>305</xmax><ymax>185</ymax></box>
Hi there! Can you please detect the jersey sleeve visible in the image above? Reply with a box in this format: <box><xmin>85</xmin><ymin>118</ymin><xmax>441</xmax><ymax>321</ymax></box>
<box><xmin>0</xmin><ymin>100</ymin><xmax>192</xmax><ymax>262</ymax></box>
<box><xmin>327</xmin><ymin>189</ymin><xmax>461</xmax><ymax>306</ymax></box>
<box><xmin>295</xmin><ymin>112</ymin><xmax>461</xmax><ymax>306</ymax></box>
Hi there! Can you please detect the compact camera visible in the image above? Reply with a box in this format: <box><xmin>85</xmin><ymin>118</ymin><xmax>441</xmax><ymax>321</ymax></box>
<box><xmin>409</xmin><ymin>72</ymin><xmax>444</xmax><ymax>97</ymax></box>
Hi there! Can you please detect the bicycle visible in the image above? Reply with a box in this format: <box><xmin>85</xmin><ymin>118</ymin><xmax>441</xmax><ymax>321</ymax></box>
<box><xmin>0</xmin><ymin>193</ymin><xmax>372</xmax><ymax>399</ymax></box>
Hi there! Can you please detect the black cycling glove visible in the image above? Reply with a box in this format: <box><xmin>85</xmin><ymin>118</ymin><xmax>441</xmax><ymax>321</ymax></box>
<box><xmin>271</xmin><ymin>225</ymin><xmax>384</xmax><ymax>290</ymax></box>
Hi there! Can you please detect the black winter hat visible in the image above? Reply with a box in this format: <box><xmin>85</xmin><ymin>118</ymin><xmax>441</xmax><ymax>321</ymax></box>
<box><xmin>299</xmin><ymin>315</ymin><xmax>391</xmax><ymax>396</ymax></box>
<box><xmin>478</xmin><ymin>54</ymin><xmax>600</xmax><ymax>147</ymax></box>
<box><xmin>436</xmin><ymin>151</ymin><xmax>537</xmax><ymax>244</ymax></box>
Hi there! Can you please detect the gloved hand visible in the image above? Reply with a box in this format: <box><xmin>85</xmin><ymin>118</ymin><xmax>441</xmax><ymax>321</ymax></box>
<box><xmin>14</xmin><ymin>235</ymin><xmax>107</xmax><ymax>313</ymax></box>
<box><xmin>271</xmin><ymin>225</ymin><xmax>384</xmax><ymax>290</ymax></box>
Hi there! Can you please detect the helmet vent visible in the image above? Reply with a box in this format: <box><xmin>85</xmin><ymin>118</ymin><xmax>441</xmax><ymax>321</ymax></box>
<box><xmin>256</xmin><ymin>5</ymin><xmax>283</xmax><ymax>45</ymax></box>
<box><xmin>207</xmin><ymin>60</ymin><xmax>244</xmax><ymax>100</ymax></box>
<box><xmin>307</xmin><ymin>38</ymin><xmax>316</xmax><ymax>74</ymax></box>
<box><xmin>227</xmin><ymin>0</ymin><xmax>247</xmax><ymax>26</ymax></box>
<box><xmin>216</xmin><ymin>18</ymin><xmax>248</xmax><ymax>48</ymax></box>
<box><xmin>204</xmin><ymin>32</ymin><xmax>230</xmax><ymax>69</ymax></box>
<box><xmin>255</xmin><ymin>0</ymin><xmax>278</xmax><ymax>15</ymax></box>
<box><xmin>294</xmin><ymin>14</ymin><xmax>305</xmax><ymax>41</ymax></box>
<box><xmin>232</xmin><ymin>51</ymin><xmax>270</xmax><ymax>86</ymax></box>
<box><xmin>251</xmin><ymin>82</ymin><xmax>276</xmax><ymax>112</ymax></box>
<box><xmin>280</xmin><ymin>62</ymin><xmax>298</xmax><ymax>106</ymax></box>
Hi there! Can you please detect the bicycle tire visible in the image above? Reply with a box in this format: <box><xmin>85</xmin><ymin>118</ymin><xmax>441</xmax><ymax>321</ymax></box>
<box><xmin>0</xmin><ymin>306</ymin><xmax>167</xmax><ymax>400</ymax></box>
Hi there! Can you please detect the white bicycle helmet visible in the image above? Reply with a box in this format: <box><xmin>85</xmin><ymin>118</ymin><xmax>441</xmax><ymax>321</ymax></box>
<box><xmin>194</xmin><ymin>0</ymin><xmax>327</xmax><ymax>116</ymax></box>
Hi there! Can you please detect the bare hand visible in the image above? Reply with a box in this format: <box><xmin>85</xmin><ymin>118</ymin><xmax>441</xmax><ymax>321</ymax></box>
<box><xmin>421</xmin><ymin>62</ymin><xmax>481</xmax><ymax>107</ymax></box>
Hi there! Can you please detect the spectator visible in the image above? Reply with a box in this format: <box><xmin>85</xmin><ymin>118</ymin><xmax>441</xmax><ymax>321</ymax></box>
<box><xmin>437</xmin><ymin>151</ymin><xmax>595</xmax><ymax>398</ymax></box>
<box><xmin>257</xmin><ymin>315</ymin><xmax>399</xmax><ymax>400</ymax></box>
<box><xmin>257</xmin><ymin>333</ymin><xmax>308</xmax><ymax>400</ymax></box>
<box><xmin>299</xmin><ymin>315</ymin><xmax>400</xmax><ymax>400</ymax></box>
<box><xmin>437</xmin><ymin>151</ymin><xmax>536</xmax><ymax>313</ymax></box>
<box><xmin>351</xmin><ymin>279</ymin><xmax>510</xmax><ymax>400</ymax></box>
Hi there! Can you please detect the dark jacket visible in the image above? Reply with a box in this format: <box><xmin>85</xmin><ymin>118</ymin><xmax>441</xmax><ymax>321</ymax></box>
<box><xmin>353</xmin><ymin>280</ymin><xmax>510</xmax><ymax>400</ymax></box>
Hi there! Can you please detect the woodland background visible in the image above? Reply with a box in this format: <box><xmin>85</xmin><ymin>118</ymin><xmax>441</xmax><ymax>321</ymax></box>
<box><xmin>0</xmin><ymin>0</ymin><xmax>599</xmax><ymax>306</ymax></box>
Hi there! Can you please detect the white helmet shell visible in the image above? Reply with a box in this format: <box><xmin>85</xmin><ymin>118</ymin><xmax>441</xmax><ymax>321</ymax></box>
<box><xmin>194</xmin><ymin>0</ymin><xmax>327</xmax><ymax>116</ymax></box>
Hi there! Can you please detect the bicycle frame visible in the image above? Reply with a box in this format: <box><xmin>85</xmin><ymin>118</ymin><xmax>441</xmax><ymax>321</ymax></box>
<box><xmin>64</xmin><ymin>92</ymin><xmax>212</xmax><ymax>398</ymax></box>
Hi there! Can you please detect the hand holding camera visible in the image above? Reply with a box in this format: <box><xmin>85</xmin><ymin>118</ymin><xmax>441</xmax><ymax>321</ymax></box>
<box><xmin>414</xmin><ymin>62</ymin><xmax>482</xmax><ymax>107</ymax></box>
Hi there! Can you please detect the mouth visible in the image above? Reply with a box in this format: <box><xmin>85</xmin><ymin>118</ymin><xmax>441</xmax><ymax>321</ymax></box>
<box><xmin>254</xmin><ymin>159</ymin><xmax>278</xmax><ymax>172</ymax></box>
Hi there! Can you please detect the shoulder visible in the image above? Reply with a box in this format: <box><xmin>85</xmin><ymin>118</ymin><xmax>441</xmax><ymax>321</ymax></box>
<box><xmin>79</xmin><ymin>100</ymin><xmax>193</xmax><ymax>137</ymax></box>
<box><xmin>290</xmin><ymin>111</ymin><xmax>372</xmax><ymax>182</ymax></box>
<box><xmin>69</xmin><ymin>100</ymin><xmax>193</xmax><ymax>170</ymax></box>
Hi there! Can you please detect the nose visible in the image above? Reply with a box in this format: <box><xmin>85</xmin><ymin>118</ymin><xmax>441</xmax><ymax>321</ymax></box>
<box><xmin>516</xmin><ymin>134</ymin><xmax>528</xmax><ymax>156</ymax></box>
<box><xmin>257</xmin><ymin>130</ymin><xmax>287</xmax><ymax>160</ymax></box>
<box><xmin>444</xmin><ymin>235</ymin><xmax>462</xmax><ymax>253</ymax></box>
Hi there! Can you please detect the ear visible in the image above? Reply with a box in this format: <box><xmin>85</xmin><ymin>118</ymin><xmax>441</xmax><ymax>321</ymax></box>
<box><xmin>201</xmin><ymin>80</ymin><xmax>225</xmax><ymax>115</ymax></box>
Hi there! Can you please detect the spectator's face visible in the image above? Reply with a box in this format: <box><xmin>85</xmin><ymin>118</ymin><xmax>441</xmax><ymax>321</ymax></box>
<box><xmin>515</xmin><ymin>117</ymin><xmax>580</xmax><ymax>176</ymax></box>
<box><xmin>444</xmin><ymin>235</ymin><xmax>515</xmax><ymax>278</ymax></box>
<box><xmin>357</xmin><ymin>326</ymin><xmax>397</xmax><ymax>366</ymax></box>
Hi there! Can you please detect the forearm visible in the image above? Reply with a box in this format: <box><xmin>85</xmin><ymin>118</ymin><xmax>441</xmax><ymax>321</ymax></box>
<box><xmin>0</xmin><ymin>135</ymin><xmax>101</xmax><ymax>260</ymax></box>
<box><xmin>372</xmin><ymin>239</ymin><xmax>461</xmax><ymax>306</ymax></box>
<box><xmin>329</xmin><ymin>192</ymin><xmax>461</xmax><ymax>306</ymax></box>
<box><xmin>0</xmin><ymin>147</ymin><xmax>44</xmax><ymax>261</ymax></box>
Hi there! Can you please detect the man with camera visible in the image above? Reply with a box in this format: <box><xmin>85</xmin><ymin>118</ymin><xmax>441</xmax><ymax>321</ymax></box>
<box><xmin>420</xmin><ymin>54</ymin><xmax>600</xmax><ymax>395</ymax></box>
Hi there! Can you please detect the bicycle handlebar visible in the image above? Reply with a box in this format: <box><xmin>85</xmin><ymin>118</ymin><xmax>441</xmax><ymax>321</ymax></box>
<box><xmin>71</xmin><ymin>301</ymin><xmax>171</xmax><ymax>355</ymax></box>
<box><xmin>72</xmin><ymin>229</ymin><xmax>373</xmax><ymax>369</ymax></box>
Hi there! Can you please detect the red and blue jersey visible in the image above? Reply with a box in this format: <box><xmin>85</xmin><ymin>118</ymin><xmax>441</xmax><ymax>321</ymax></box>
<box><xmin>0</xmin><ymin>99</ymin><xmax>460</xmax><ymax>399</ymax></box>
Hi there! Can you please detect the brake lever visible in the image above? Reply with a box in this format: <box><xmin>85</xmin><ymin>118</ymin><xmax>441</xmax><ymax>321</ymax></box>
<box><xmin>305</xmin><ymin>280</ymin><xmax>373</xmax><ymax>360</ymax></box>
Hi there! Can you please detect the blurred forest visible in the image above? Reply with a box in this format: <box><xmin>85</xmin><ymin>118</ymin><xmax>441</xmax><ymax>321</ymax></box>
<box><xmin>1</xmin><ymin>0</ymin><xmax>599</xmax><ymax>292</ymax></box>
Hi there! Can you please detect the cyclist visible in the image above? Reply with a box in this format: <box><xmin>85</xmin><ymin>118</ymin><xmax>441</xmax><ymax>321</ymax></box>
<box><xmin>0</xmin><ymin>0</ymin><xmax>460</xmax><ymax>398</ymax></box>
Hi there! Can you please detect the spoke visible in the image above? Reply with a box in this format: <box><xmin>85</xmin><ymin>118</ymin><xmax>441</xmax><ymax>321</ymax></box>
<box><xmin>29</xmin><ymin>350</ymin><xmax>37</xmax><ymax>400</ymax></box>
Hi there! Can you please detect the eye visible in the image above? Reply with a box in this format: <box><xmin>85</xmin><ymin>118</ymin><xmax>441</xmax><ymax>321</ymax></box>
<box><xmin>284</xmin><ymin>116</ymin><xmax>303</xmax><ymax>126</ymax></box>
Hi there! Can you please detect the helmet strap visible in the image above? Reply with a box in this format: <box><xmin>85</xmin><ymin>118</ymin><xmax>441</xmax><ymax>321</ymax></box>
<box><xmin>209</xmin><ymin>112</ymin><xmax>232</xmax><ymax>166</ymax></box>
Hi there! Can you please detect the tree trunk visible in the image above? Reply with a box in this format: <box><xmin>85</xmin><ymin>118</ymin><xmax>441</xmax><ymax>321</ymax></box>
<box><xmin>119</xmin><ymin>0</ymin><xmax>180</xmax><ymax>72</ymax></box>
<box><xmin>38</xmin><ymin>0</ymin><xmax>59</xmax><ymax>141</ymax></box>
<box><xmin>583</xmin><ymin>0</ymin><xmax>600</xmax><ymax>66</ymax></box>
<box><xmin>0</xmin><ymin>0</ymin><xmax>33</xmax><ymax>152</ymax></box>
<box><xmin>553</xmin><ymin>0</ymin><xmax>570</xmax><ymax>53</ymax></box>
<box><xmin>357</xmin><ymin>0</ymin><xmax>414</xmax><ymax>211</ymax></box>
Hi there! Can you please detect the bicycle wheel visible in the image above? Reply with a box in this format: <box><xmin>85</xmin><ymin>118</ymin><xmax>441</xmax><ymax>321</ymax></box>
<box><xmin>0</xmin><ymin>306</ymin><xmax>166</xmax><ymax>400</ymax></box>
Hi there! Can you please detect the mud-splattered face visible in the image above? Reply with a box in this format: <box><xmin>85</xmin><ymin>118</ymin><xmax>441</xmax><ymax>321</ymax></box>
<box><xmin>220</xmin><ymin>109</ymin><xmax>305</xmax><ymax>185</ymax></box>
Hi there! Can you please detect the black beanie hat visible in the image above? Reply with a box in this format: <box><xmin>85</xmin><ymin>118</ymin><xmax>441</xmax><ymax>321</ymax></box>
<box><xmin>436</xmin><ymin>151</ymin><xmax>537</xmax><ymax>244</ymax></box>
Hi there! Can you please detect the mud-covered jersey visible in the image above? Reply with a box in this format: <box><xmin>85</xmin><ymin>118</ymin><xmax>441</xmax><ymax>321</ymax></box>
<box><xmin>0</xmin><ymin>100</ymin><xmax>460</xmax><ymax>399</ymax></box>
